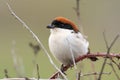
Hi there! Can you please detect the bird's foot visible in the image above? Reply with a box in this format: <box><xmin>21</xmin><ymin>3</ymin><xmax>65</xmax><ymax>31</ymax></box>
<box><xmin>60</xmin><ymin>64</ymin><xmax>67</xmax><ymax>75</ymax></box>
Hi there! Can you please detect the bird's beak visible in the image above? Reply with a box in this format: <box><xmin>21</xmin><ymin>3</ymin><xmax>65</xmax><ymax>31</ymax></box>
<box><xmin>47</xmin><ymin>24</ymin><xmax>55</xmax><ymax>29</ymax></box>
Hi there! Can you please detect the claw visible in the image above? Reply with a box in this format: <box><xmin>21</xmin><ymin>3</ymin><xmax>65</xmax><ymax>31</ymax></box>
<box><xmin>60</xmin><ymin>64</ymin><xmax>67</xmax><ymax>75</ymax></box>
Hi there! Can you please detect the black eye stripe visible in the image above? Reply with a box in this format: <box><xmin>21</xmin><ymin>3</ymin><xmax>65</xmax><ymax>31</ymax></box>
<box><xmin>52</xmin><ymin>20</ymin><xmax>73</xmax><ymax>30</ymax></box>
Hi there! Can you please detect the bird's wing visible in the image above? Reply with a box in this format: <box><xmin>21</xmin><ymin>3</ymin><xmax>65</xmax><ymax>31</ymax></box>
<box><xmin>65</xmin><ymin>32</ymin><xmax>89</xmax><ymax>56</ymax></box>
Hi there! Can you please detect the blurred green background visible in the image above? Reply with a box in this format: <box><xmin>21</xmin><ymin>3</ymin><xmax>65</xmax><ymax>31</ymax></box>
<box><xmin>0</xmin><ymin>0</ymin><xmax>120</xmax><ymax>80</ymax></box>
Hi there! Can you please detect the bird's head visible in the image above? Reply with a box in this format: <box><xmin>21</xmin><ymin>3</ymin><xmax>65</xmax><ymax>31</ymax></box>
<box><xmin>47</xmin><ymin>17</ymin><xmax>79</xmax><ymax>33</ymax></box>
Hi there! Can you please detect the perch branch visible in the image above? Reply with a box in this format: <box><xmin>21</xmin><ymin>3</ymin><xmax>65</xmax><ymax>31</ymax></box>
<box><xmin>6</xmin><ymin>3</ymin><xmax>68</xmax><ymax>80</ymax></box>
<box><xmin>50</xmin><ymin>52</ymin><xmax>120</xmax><ymax>79</ymax></box>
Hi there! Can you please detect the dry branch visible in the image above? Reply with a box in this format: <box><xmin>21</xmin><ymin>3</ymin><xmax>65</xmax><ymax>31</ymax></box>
<box><xmin>108</xmin><ymin>62</ymin><xmax>120</xmax><ymax>80</ymax></box>
<box><xmin>36</xmin><ymin>64</ymin><xmax>40</xmax><ymax>80</ymax></box>
<box><xmin>81</xmin><ymin>72</ymin><xmax>111</xmax><ymax>77</ymax></box>
<box><xmin>73</xmin><ymin>0</ymin><xmax>84</xmax><ymax>34</ymax></box>
<box><xmin>4</xmin><ymin>69</ymin><xmax>9</xmax><ymax>78</ymax></box>
<box><xmin>1</xmin><ymin>78</ymin><xmax>37</xmax><ymax>80</ymax></box>
<box><xmin>97</xmin><ymin>34</ymin><xmax>119</xmax><ymax>80</ymax></box>
<box><xmin>50</xmin><ymin>52</ymin><xmax>120</xmax><ymax>79</ymax></box>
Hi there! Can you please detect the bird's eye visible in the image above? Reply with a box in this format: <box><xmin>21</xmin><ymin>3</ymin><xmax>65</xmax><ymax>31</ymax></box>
<box><xmin>61</xmin><ymin>24</ymin><xmax>65</xmax><ymax>27</ymax></box>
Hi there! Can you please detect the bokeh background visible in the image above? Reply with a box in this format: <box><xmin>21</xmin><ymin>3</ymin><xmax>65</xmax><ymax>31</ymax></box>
<box><xmin>0</xmin><ymin>0</ymin><xmax>120</xmax><ymax>80</ymax></box>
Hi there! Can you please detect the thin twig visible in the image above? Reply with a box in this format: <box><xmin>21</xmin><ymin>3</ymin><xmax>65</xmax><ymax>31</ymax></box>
<box><xmin>66</xmin><ymin>38</ymin><xmax>77</xmax><ymax>70</ymax></box>
<box><xmin>1</xmin><ymin>78</ymin><xmax>35</xmax><ymax>80</ymax></box>
<box><xmin>11</xmin><ymin>40</ymin><xmax>25</xmax><ymax>77</ymax></box>
<box><xmin>73</xmin><ymin>0</ymin><xmax>84</xmax><ymax>34</ymax></box>
<box><xmin>90</xmin><ymin>62</ymin><xmax>97</xmax><ymax>80</ymax></box>
<box><xmin>6</xmin><ymin>3</ymin><xmax>68</xmax><ymax>80</ymax></box>
<box><xmin>103</xmin><ymin>31</ymin><xmax>109</xmax><ymax>48</ymax></box>
<box><xmin>4</xmin><ymin>69</ymin><xmax>9</xmax><ymax>78</ymax></box>
<box><xmin>98</xmin><ymin>34</ymin><xmax>119</xmax><ymax>80</ymax></box>
<box><xmin>81</xmin><ymin>72</ymin><xmax>111</xmax><ymax>77</ymax></box>
<box><xmin>77</xmin><ymin>71</ymin><xmax>81</xmax><ymax>80</ymax></box>
<box><xmin>73</xmin><ymin>0</ymin><xmax>80</xmax><ymax>22</ymax></box>
<box><xmin>109</xmin><ymin>35</ymin><xmax>119</xmax><ymax>50</ymax></box>
<box><xmin>111</xmin><ymin>59</ymin><xmax>120</xmax><ymax>70</ymax></box>
<box><xmin>108</xmin><ymin>62</ymin><xmax>120</xmax><ymax>80</ymax></box>
<box><xmin>75</xmin><ymin>0</ymin><xmax>80</xmax><ymax>21</ymax></box>
<box><xmin>36</xmin><ymin>64</ymin><xmax>40</xmax><ymax>80</ymax></box>
<box><xmin>108</xmin><ymin>35</ymin><xmax>120</xmax><ymax>79</ymax></box>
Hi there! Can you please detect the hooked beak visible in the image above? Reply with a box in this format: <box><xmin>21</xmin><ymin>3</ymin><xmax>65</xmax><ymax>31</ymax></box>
<box><xmin>47</xmin><ymin>24</ymin><xmax>55</xmax><ymax>29</ymax></box>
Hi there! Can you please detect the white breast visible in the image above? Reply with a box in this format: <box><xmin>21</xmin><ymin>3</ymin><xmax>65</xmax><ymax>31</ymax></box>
<box><xmin>48</xmin><ymin>28</ymin><xmax>89</xmax><ymax>65</ymax></box>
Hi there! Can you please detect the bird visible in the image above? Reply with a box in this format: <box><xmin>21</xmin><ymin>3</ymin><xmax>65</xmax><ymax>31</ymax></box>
<box><xmin>47</xmin><ymin>17</ymin><xmax>91</xmax><ymax>66</ymax></box>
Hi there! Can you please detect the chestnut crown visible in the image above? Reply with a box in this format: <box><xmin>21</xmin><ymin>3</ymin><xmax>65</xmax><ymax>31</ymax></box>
<box><xmin>47</xmin><ymin>17</ymin><xmax>79</xmax><ymax>33</ymax></box>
